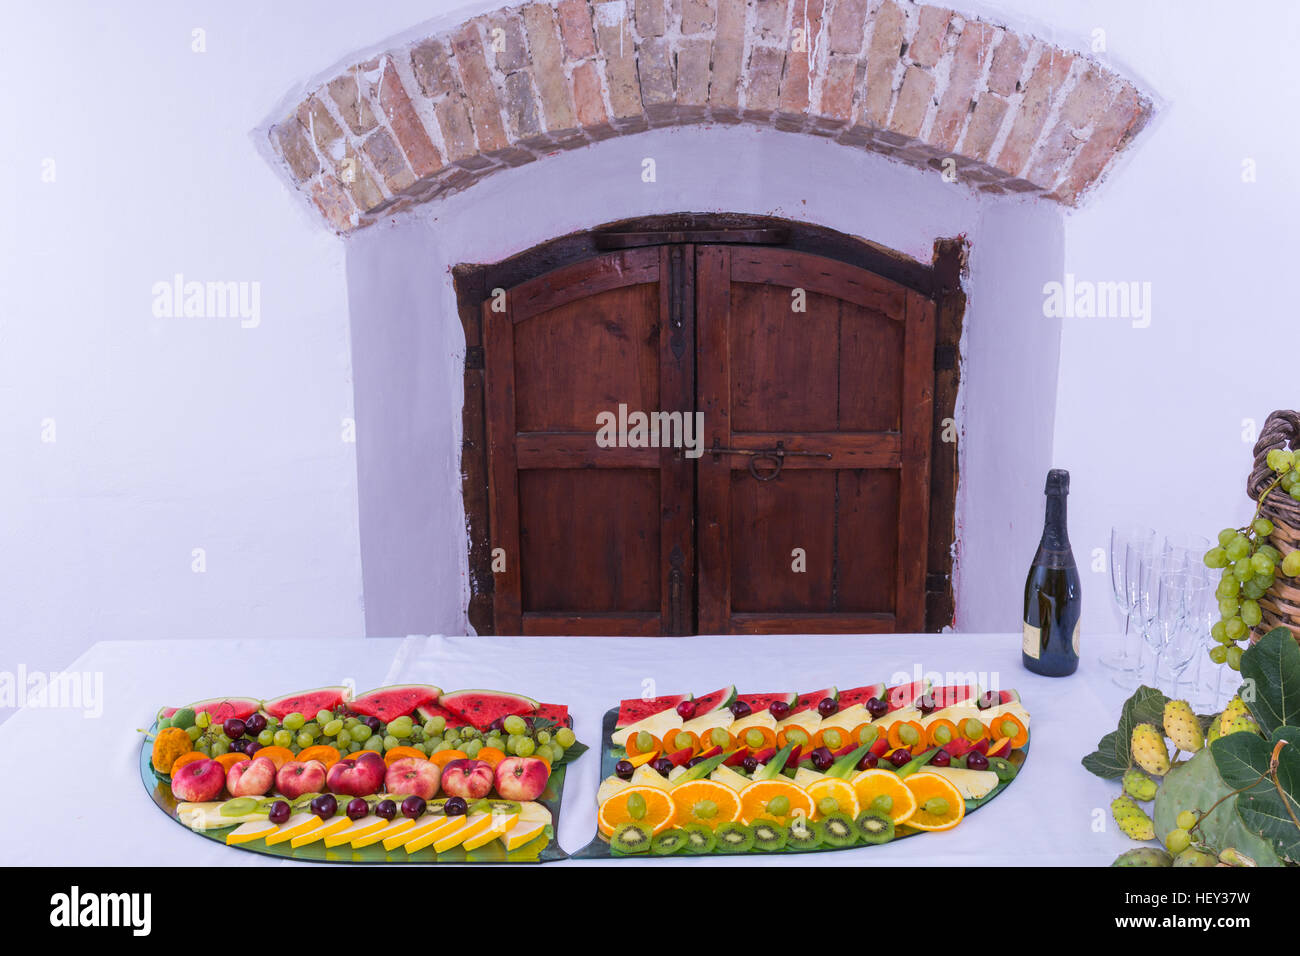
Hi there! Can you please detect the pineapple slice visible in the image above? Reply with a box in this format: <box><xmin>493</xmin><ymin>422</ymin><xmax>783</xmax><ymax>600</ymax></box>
<box><xmin>611</xmin><ymin>709</ymin><xmax>684</xmax><ymax>749</ymax></box>
<box><xmin>708</xmin><ymin>764</ymin><xmax>751</xmax><ymax>792</ymax></box>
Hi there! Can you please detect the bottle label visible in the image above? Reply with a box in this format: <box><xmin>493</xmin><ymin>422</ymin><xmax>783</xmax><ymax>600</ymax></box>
<box><xmin>1072</xmin><ymin>619</ymin><xmax>1081</xmax><ymax>656</ymax></box>
<box><xmin>1022</xmin><ymin>622</ymin><xmax>1041</xmax><ymax>660</ymax></box>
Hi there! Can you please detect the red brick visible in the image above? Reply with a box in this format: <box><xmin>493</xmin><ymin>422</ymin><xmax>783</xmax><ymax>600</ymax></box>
<box><xmin>638</xmin><ymin>35</ymin><xmax>675</xmax><ymax>123</ymax></box>
<box><xmin>709</xmin><ymin>0</ymin><xmax>746</xmax><ymax>112</ymax></box>
<box><xmin>270</xmin><ymin>118</ymin><xmax>320</xmax><ymax>183</ymax></box>
<box><xmin>410</xmin><ymin>38</ymin><xmax>460</xmax><ymax>98</ymax></box>
<box><xmin>311</xmin><ymin>177</ymin><xmax>357</xmax><ymax>232</ymax></box>
<box><xmin>297</xmin><ymin>96</ymin><xmax>345</xmax><ymax>156</ymax></box>
<box><xmin>502</xmin><ymin>71</ymin><xmax>544</xmax><ymax>141</ymax></box>
<box><xmin>744</xmin><ymin>45</ymin><xmax>785</xmax><ymax>120</ymax></box>
<box><xmin>931</xmin><ymin>21</ymin><xmax>995</xmax><ymax>151</ymax></box>
<box><xmin>487</xmin><ymin>13</ymin><xmax>528</xmax><ymax>72</ymax></box>
<box><xmin>888</xmin><ymin>64</ymin><xmax>934</xmax><ymax>138</ymax></box>
<box><xmin>753</xmin><ymin>0</ymin><xmax>788</xmax><ymax>43</ymax></box>
<box><xmin>992</xmin><ymin>47</ymin><xmax>1073</xmax><ymax>176</ymax></box>
<box><xmin>986</xmin><ymin>32</ymin><xmax>1027</xmax><ymax>96</ymax></box>
<box><xmin>570</xmin><ymin>60</ymin><xmax>609</xmax><ymax>127</ymax></box>
<box><xmin>434</xmin><ymin>96</ymin><xmax>481</xmax><ymax>165</ymax></box>
<box><xmin>828</xmin><ymin>0</ymin><xmax>868</xmax><ymax>54</ymax></box>
<box><xmin>861</xmin><ymin>0</ymin><xmax>905</xmax><ymax>128</ymax></box>
<box><xmin>522</xmin><ymin>4</ymin><xmax>579</xmax><ymax>132</ymax></box>
<box><xmin>818</xmin><ymin>53</ymin><xmax>859</xmax><ymax>123</ymax></box>
<box><xmin>960</xmin><ymin>93</ymin><xmax>1008</xmax><ymax>162</ymax></box>
<box><xmin>327</xmin><ymin>73</ymin><xmax>378</xmax><ymax>135</ymax></box>
<box><xmin>556</xmin><ymin>0</ymin><xmax>597</xmax><ymax>59</ymax></box>
<box><xmin>909</xmin><ymin>6</ymin><xmax>952</xmax><ymax>67</ymax></box>
<box><xmin>779</xmin><ymin>0</ymin><xmax>827</xmax><ymax>115</ymax></box>
<box><xmin>1025</xmin><ymin>122</ymin><xmax>1083</xmax><ymax>187</ymax></box>
<box><xmin>634</xmin><ymin>0</ymin><xmax>666</xmax><ymax>37</ymax></box>
<box><xmin>677</xmin><ymin>37</ymin><xmax>712</xmax><ymax>107</ymax></box>
<box><xmin>1056</xmin><ymin>67</ymin><xmax>1111</xmax><ymax>129</ymax></box>
<box><xmin>1049</xmin><ymin>83</ymin><xmax>1147</xmax><ymax>204</ymax></box>
<box><xmin>373</xmin><ymin>57</ymin><xmax>443</xmax><ymax>177</ymax></box>
<box><xmin>450</xmin><ymin>25</ymin><xmax>510</xmax><ymax>152</ymax></box>
<box><xmin>594</xmin><ymin>5</ymin><xmax>644</xmax><ymax>123</ymax></box>
<box><xmin>360</xmin><ymin>127</ymin><xmax>416</xmax><ymax>192</ymax></box>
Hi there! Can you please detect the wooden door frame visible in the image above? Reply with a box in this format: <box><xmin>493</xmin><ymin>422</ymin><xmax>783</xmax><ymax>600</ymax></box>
<box><xmin>453</xmin><ymin>213</ymin><xmax>966</xmax><ymax>635</ymax></box>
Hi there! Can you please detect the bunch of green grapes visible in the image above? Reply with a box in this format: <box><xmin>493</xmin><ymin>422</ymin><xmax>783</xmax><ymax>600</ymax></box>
<box><xmin>1203</xmin><ymin>448</ymin><xmax>1300</xmax><ymax>670</ymax></box>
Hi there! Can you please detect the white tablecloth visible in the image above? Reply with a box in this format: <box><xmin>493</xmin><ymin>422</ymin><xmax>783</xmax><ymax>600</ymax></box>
<box><xmin>0</xmin><ymin>633</ymin><xmax>1143</xmax><ymax>866</ymax></box>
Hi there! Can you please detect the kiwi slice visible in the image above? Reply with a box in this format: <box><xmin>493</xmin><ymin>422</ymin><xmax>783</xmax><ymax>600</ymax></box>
<box><xmin>750</xmin><ymin>817</ymin><xmax>788</xmax><ymax>851</ymax></box>
<box><xmin>820</xmin><ymin>811</ymin><xmax>858</xmax><ymax>848</ymax></box>
<box><xmin>855</xmin><ymin>810</ymin><xmax>895</xmax><ymax>845</ymax></box>
<box><xmin>682</xmin><ymin>823</ymin><xmax>716</xmax><ymax>854</ymax></box>
<box><xmin>988</xmin><ymin>756</ymin><xmax>1017</xmax><ymax>783</ymax></box>
<box><xmin>651</xmin><ymin>828</ymin><xmax>687</xmax><ymax>855</ymax></box>
<box><xmin>714</xmin><ymin>822</ymin><xmax>755</xmax><ymax>853</ymax></box>
<box><xmin>785</xmin><ymin>817</ymin><xmax>823</xmax><ymax>851</ymax></box>
<box><xmin>610</xmin><ymin>822</ymin><xmax>652</xmax><ymax>855</ymax></box>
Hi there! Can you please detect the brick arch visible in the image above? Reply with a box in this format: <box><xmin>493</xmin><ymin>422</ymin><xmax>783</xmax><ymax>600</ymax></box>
<box><xmin>265</xmin><ymin>0</ymin><xmax>1153</xmax><ymax>233</ymax></box>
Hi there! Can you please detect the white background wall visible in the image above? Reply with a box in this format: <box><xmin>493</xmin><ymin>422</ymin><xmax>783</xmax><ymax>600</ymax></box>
<box><xmin>3</xmin><ymin>0</ymin><xmax>1297</xmax><ymax>694</ymax></box>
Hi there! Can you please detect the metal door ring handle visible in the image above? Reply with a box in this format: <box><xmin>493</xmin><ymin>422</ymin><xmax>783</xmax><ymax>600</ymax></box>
<box><xmin>749</xmin><ymin>454</ymin><xmax>782</xmax><ymax>481</ymax></box>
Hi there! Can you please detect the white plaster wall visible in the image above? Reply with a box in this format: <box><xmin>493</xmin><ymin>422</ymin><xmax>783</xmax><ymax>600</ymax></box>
<box><xmin>345</xmin><ymin>122</ymin><xmax>1063</xmax><ymax>634</ymax></box>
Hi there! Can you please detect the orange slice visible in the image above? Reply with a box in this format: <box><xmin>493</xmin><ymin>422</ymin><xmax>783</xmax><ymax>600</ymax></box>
<box><xmin>475</xmin><ymin>746</ymin><xmax>507</xmax><ymax>768</ymax></box>
<box><xmin>805</xmin><ymin>777</ymin><xmax>860</xmax><ymax>820</ymax></box>
<box><xmin>812</xmin><ymin>726</ymin><xmax>851</xmax><ymax>752</ymax></box>
<box><xmin>662</xmin><ymin>728</ymin><xmax>700</xmax><ymax>756</ymax></box>
<box><xmin>171</xmin><ymin>752</ymin><xmax>207</xmax><ymax>773</ymax></box>
<box><xmin>887</xmin><ymin>720</ymin><xmax>927</xmax><ymax>754</ymax></box>
<box><xmin>215</xmin><ymin>752</ymin><xmax>251</xmax><ymax>773</ymax></box>
<box><xmin>671</xmin><ymin>780</ymin><xmax>743</xmax><ymax>829</ymax></box>
<box><xmin>776</xmin><ymin>727</ymin><xmax>813</xmax><ymax>753</ymax></box>
<box><xmin>598</xmin><ymin>785</ymin><xmax>676</xmax><ymax>837</ymax></box>
<box><xmin>988</xmin><ymin>713</ymin><xmax>1028</xmax><ymax>749</ymax></box>
<box><xmin>383</xmin><ymin>746</ymin><xmax>426</xmax><ymax>766</ymax></box>
<box><xmin>251</xmin><ymin>746</ymin><xmax>294</xmax><ymax>770</ymax></box>
<box><xmin>737</xmin><ymin>779</ymin><xmax>815</xmax><ymax>827</ymax></box>
<box><xmin>294</xmin><ymin>745</ymin><xmax>342</xmax><ymax>768</ymax></box>
<box><xmin>926</xmin><ymin>719</ymin><xmax>959</xmax><ymax>751</ymax></box>
<box><xmin>700</xmin><ymin>727</ymin><xmax>735</xmax><ymax>752</ymax></box>
<box><xmin>427</xmin><ymin>748</ymin><xmax>468</xmax><ymax>768</ymax></box>
<box><xmin>736</xmin><ymin>726</ymin><xmax>777</xmax><ymax>753</ymax></box>
<box><xmin>851</xmin><ymin>768</ymin><xmax>918</xmax><ymax>825</ymax></box>
<box><xmin>625</xmin><ymin>731</ymin><xmax>662</xmax><ymax>759</ymax></box>
<box><xmin>900</xmin><ymin>771</ymin><xmax>966</xmax><ymax>831</ymax></box>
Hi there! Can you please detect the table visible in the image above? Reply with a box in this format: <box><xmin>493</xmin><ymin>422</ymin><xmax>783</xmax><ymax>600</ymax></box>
<box><xmin>0</xmin><ymin>633</ymin><xmax>1143</xmax><ymax>866</ymax></box>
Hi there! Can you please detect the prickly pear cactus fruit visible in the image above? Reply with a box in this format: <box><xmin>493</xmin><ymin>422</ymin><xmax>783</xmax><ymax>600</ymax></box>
<box><xmin>1207</xmin><ymin>713</ymin><xmax>1223</xmax><ymax>743</ymax></box>
<box><xmin>1131</xmin><ymin>723</ymin><xmax>1171</xmax><ymax>776</ymax></box>
<box><xmin>1219</xmin><ymin>695</ymin><xmax>1249</xmax><ymax>726</ymax></box>
<box><xmin>1218</xmin><ymin>847</ymin><xmax>1257</xmax><ymax>867</ymax></box>
<box><xmin>1172</xmin><ymin>847</ymin><xmax>1218</xmax><ymax>867</ymax></box>
<box><xmin>1162</xmin><ymin>700</ymin><xmax>1203</xmax><ymax>753</ymax></box>
<box><xmin>1218</xmin><ymin>714</ymin><xmax>1262</xmax><ymax>739</ymax></box>
<box><xmin>1112</xmin><ymin>847</ymin><xmax>1173</xmax><ymax>867</ymax></box>
<box><xmin>1111</xmin><ymin>794</ymin><xmax>1156</xmax><ymax>841</ymax></box>
<box><xmin>1122</xmin><ymin>767</ymin><xmax>1158</xmax><ymax>802</ymax></box>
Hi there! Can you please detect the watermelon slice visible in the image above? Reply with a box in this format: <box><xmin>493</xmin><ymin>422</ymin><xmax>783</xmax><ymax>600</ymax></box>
<box><xmin>834</xmin><ymin>683</ymin><xmax>885</xmax><ymax>709</ymax></box>
<box><xmin>440</xmin><ymin>689</ymin><xmax>539</xmax><ymax>731</ymax></box>
<box><xmin>350</xmin><ymin>684</ymin><xmax>443</xmax><ymax>724</ymax></box>
<box><xmin>615</xmin><ymin>694</ymin><xmax>689</xmax><ymax>730</ymax></box>
<box><xmin>690</xmin><ymin>686</ymin><xmax>736</xmax><ymax>717</ymax></box>
<box><xmin>734</xmin><ymin>692</ymin><xmax>797</xmax><ymax>712</ymax></box>
<box><xmin>263</xmin><ymin>686</ymin><xmax>351</xmax><ymax>721</ymax></box>
<box><xmin>790</xmin><ymin>687</ymin><xmax>837</xmax><ymax>715</ymax></box>
<box><xmin>159</xmin><ymin>696</ymin><xmax>260</xmax><ymax>724</ymax></box>
<box><xmin>924</xmin><ymin>684</ymin><xmax>980</xmax><ymax>709</ymax></box>
<box><xmin>533</xmin><ymin>703</ymin><xmax>572</xmax><ymax>728</ymax></box>
<box><xmin>885</xmin><ymin>679</ymin><xmax>931</xmax><ymax>711</ymax></box>
<box><xmin>415</xmin><ymin>701</ymin><xmax>468</xmax><ymax>728</ymax></box>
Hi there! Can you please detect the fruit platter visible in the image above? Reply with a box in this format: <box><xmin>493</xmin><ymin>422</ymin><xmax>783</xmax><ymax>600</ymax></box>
<box><xmin>140</xmin><ymin>684</ymin><xmax>586</xmax><ymax>863</ymax></box>
<box><xmin>575</xmin><ymin>680</ymin><xmax>1030</xmax><ymax>857</ymax></box>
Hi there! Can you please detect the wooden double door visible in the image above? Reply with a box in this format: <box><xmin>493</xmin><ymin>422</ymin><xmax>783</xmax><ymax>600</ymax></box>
<box><xmin>483</xmin><ymin>241</ymin><xmax>936</xmax><ymax>636</ymax></box>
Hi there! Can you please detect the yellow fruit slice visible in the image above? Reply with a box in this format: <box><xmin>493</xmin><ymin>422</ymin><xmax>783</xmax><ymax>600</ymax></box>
<box><xmin>805</xmin><ymin>777</ymin><xmax>861</xmax><ymax>821</ymax></box>
<box><xmin>384</xmin><ymin>814</ymin><xmax>458</xmax><ymax>851</ymax></box>
<box><xmin>598</xmin><ymin>785</ymin><xmax>677</xmax><ymax>836</ymax></box>
<box><xmin>503</xmin><ymin>820</ymin><xmax>547</xmax><ymax>851</ymax></box>
<box><xmin>670</xmin><ymin>779</ymin><xmax>742</xmax><ymax>830</ymax></box>
<box><xmin>462</xmin><ymin>812</ymin><xmax>520</xmax><ymax>851</ymax></box>
<box><xmin>625</xmin><ymin>750</ymin><xmax>659</xmax><ymax>768</ymax></box>
<box><xmin>350</xmin><ymin>818</ymin><xmax>413</xmax><ymax>849</ymax></box>
<box><xmin>851</xmin><ymin>768</ymin><xmax>918</xmax><ymax>825</ymax></box>
<box><xmin>403</xmin><ymin>815</ymin><xmax>469</xmax><ymax>854</ymax></box>
<box><xmin>291</xmin><ymin>816</ymin><xmax>352</xmax><ymax>848</ymax></box>
<box><xmin>226</xmin><ymin>819</ymin><xmax>278</xmax><ymax>846</ymax></box>
<box><xmin>433</xmin><ymin>813</ymin><xmax>493</xmax><ymax>852</ymax></box>
<box><xmin>737</xmin><ymin>779</ymin><xmax>816</xmax><ymax>826</ymax></box>
<box><xmin>264</xmin><ymin>813</ymin><xmax>323</xmax><ymax>846</ymax></box>
<box><xmin>901</xmin><ymin>771</ymin><xmax>966</xmax><ymax>831</ymax></box>
<box><xmin>323</xmin><ymin>816</ymin><xmax>387</xmax><ymax>848</ymax></box>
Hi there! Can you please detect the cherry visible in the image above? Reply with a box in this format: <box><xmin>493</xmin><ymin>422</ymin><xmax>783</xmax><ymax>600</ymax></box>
<box><xmin>966</xmin><ymin>751</ymin><xmax>990</xmax><ymax>771</ymax></box>
<box><xmin>977</xmin><ymin>692</ymin><xmax>1000</xmax><ymax>710</ymax></box>
<box><xmin>267</xmin><ymin>800</ymin><xmax>291</xmax><ymax>825</ymax></box>
<box><xmin>741</xmin><ymin>755</ymin><xmax>759</xmax><ymax>774</ymax></box>
<box><xmin>930</xmin><ymin>749</ymin><xmax>951</xmax><ymax>767</ymax></box>
<box><xmin>817</xmin><ymin>697</ymin><xmax>839</xmax><ymax>718</ymax></box>
<box><xmin>310</xmin><ymin>794</ymin><xmax>337</xmax><ymax>820</ymax></box>
<box><xmin>729</xmin><ymin>700</ymin><xmax>752</xmax><ymax>720</ymax></box>
<box><xmin>346</xmin><ymin>798</ymin><xmax>369</xmax><ymax>820</ymax></box>
<box><xmin>888</xmin><ymin>748</ymin><xmax>912</xmax><ymax>768</ymax></box>
<box><xmin>651</xmin><ymin>757</ymin><xmax>674</xmax><ymax>777</ymax></box>
<box><xmin>223</xmin><ymin>717</ymin><xmax>247</xmax><ymax>740</ymax></box>
<box><xmin>444</xmin><ymin>796</ymin><xmax>469</xmax><ymax>816</ymax></box>
<box><xmin>856</xmin><ymin>751</ymin><xmax>879</xmax><ymax>771</ymax></box>
<box><xmin>361</xmin><ymin>716</ymin><xmax>382</xmax><ymax>733</ymax></box>
<box><xmin>243</xmin><ymin>740</ymin><xmax>261</xmax><ymax>755</ymax></box>
<box><xmin>810</xmin><ymin>746</ymin><xmax>834</xmax><ymax>771</ymax></box>
<box><xmin>866</xmin><ymin>697</ymin><xmax>889</xmax><ymax>719</ymax></box>
<box><xmin>243</xmin><ymin>713</ymin><xmax>267</xmax><ymax>735</ymax></box>
<box><xmin>374</xmin><ymin>799</ymin><xmax>397</xmax><ymax>820</ymax></box>
<box><xmin>614</xmin><ymin>759</ymin><xmax>635</xmax><ymax>780</ymax></box>
<box><xmin>676</xmin><ymin>699</ymin><xmax>697</xmax><ymax>720</ymax></box>
<box><xmin>488</xmin><ymin>716</ymin><xmax>505</xmax><ymax>733</ymax></box>
<box><xmin>400</xmin><ymin>795</ymin><xmax>426</xmax><ymax>819</ymax></box>
<box><xmin>917</xmin><ymin>694</ymin><xmax>937</xmax><ymax>716</ymax></box>
<box><xmin>769</xmin><ymin>700</ymin><xmax>791</xmax><ymax>721</ymax></box>
<box><xmin>687</xmin><ymin>755</ymin><xmax>706</xmax><ymax>768</ymax></box>
<box><xmin>228</xmin><ymin>739</ymin><xmax>247</xmax><ymax>754</ymax></box>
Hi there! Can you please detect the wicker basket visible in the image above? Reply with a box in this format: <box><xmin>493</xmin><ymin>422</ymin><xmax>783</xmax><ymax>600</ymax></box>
<box><xmin>1248</xmin><ymin>410</ymin><xmax>1300</xmax><ymax>643</ymax></box>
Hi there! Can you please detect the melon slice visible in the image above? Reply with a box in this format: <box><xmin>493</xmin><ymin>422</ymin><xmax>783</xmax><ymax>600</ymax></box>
<box><xmin>262</xmin><ymin>686</ymin><xmax>350</xmax><ymax>721</ymax></box>
<box><xmin>689</xmin><ymin>685</ymin><xmax>737</xmax><ymax>717</ymax></box>
<box><xmin>885</xmin><ymin>679</ymin><xmax>931</xmax><ymax>711</ymax></box>
<box><xmin>615</xmin><ymin>693</ymin><xmax>690</xmax><ymax>730</ymax></box>
<box><xmin>438</xmin><ymin>689</ymin><xmax>538</xmax><ymax>731</ymax></box>
<box><xmin>834</xmin><ymin>683</ymin><xmax>885</xmax><ymax>709</ymax></box>
<box><xmin>790</xmin><ymin>687</ymin><xmax>837</xmax><ymax>715</ymax></box>
<box><xmin>350</xmin><ymin>684</ymin><xmax>443</xmax><ymax>724</ymax></box>
<box><xmin>160</xmin><ymin>697</ymin><xmax>261</xmax><ymax>725</ymax></box>
<box><xmin>733</xmin><ymin>692</ymin><xmax>797</xmax><ymax>713</ymax></box>
<box><xmin>533</xmin><ymin>703</ymin><xmax>572</xmax><ymax>728</ymax></box>
<box><xmin>415</xmin><ymin>701</ymin><xmax>468</xmax><ymax>728</ymax></box>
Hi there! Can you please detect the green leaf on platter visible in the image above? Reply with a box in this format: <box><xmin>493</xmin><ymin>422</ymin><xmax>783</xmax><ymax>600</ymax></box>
<box><xmin>1211</xmin><ymin>725</ymin><xmax>1300</xmax><ymax>864</ymax></box>
<box><xmin>1153</xmin><ymin>748</ymin><xmax>1281</xmax><ymax>867</ymax></box>
<box><xmin>1238</xmin><ymin>628</ymin><xmax>1300</xmax><ymax>736</ymax></box>
<box><xmin>553</xmin><ymin>741</ymin><xmax>588</xmax><ymax>769</ymax></box>
<box><xmin>1081</xmin><ymin>730</ymin><xmax>1127</xmax><ymax>779</ymax></box>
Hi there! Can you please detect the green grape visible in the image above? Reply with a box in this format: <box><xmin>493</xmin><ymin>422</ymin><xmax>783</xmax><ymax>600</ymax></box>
<box><xmin>443</xmin><ymin>728</ymin><xmax>461</xmax><ymax>745</ymax></box>
<box><xmin>555</xmin><ymin>727</ymin><xmax>576</xmax><ymax>748</ymax></box>
<box><xmin>1203</xmin><ymin>547</ymin><xmax>1229</xmax><ymax>569</ymax></box>
<box><xmin>432</xmin><ymin>740</ymin><xmax>452</xmax><ymax>753</ymax></box>
<box><xmin>348</xmin><ymin>741</ymin><xmax>361</xmax><ymax>753</ymax></box>
<box><xmin>463</xmin><ymin>739</ymin><xmax>483</xmax><ymax>757</ymax></box>
<box><xmin>1226</xmin><ymin>535</ymin><xmax>1251</xmax><ymax>562</ymax></box>
<box><xmin>512</xmin><ymin>736</ymin><xmax>536</xmax><ymax>757</ymax></box>
<box><xmin>1165</xmin><ymin>828</ymin><xmax>1192</xmax><ymax>854</ymax></box>
<box><xmin>1216</xmin><ymin>576</ymin><xmax>1240</xmax><ymax>598</ymax></box>
<box><xmin>388</xmin><ymin>716</ymin><xmax>413</xmax><ymax>738</ymax></box>
<box><xmin>1209</xmin><ymin>645</ymin><xmax>1228</xmax><ymax>664</ymax></box>
<box><xmin>1233</xmin><ymin>558</ymin><xmax>1254</xmax><ymax>581</ymax></box>
<box><xmin>197</xmin><ymin>741</ymin><xmax>212</xmax><ymax>756</ymax></box>
<box><xmin>1218</xmin><ymin>597</ymin><xmax>1240</xmax><ymax>618</ymax></box>
<box><xmin>503</xmin><ymin>715</ymin><xmax>528</xmax><ymax>736</ymax></box>
<box><xmin>323</xmin><ymin>719</ymin><xmax>343</xmax><ymax>737</ymax></box>
<box><xmin>1253</xmin><ymin>518</ymin><xmax>1274</xmax><ymax>537</ymax></box>
<box><xmin>195</xmin><ymin>712</ymin><xmax>211</xmax><ymax>729</ymax></box>
<box><xmin>459</xmin><ymin>726</ymin><xmax>481</xmax><ymax>740</ymax></box>
<box><xmin>424</xmin><ymin>716</ymin><xmax>446</xmax><ymax>734</ymax></box>
<box><xmin>185</xmin><ymin>725</ymin><xmax>203</xmax><ymax>742</ymax></box>
<box><xmin>274</xmin><ymin>729</ymin><xmax>293</xmax><ymax>748</ymax></box>
<box><xmin>1291</xmin><ymin>486</ymin><xmax>1300</xmax><ymax>501</ymax></box>
<box><xmin>1241</xmin><ymin>600</ymin><xmax>1263</xmax><ymax>627</ymax></box>
<box><xmin>410</xmin><ymin>726</ymin><xmax>424</xmax><ymax>742</ymax></box>
<box><xmin>536</xmin><ymin>730</ymin><xmax>551</xmax><ymax>746</ymax></box>
<box><xmin>257</xmin><ymin>729</ymin><xmax>275</xmax><ymax>746</ymax></box>
<box><xmin>1217</xmin><ymin>528</ymin><xmax>1238</xmax><ymax>548</ymax></box>
<box><xmin>1283</xmin><ymin>550</ymin><xmax>1300</xmax><ymax>577</ymax></box>
<box><xmin>283</xmin><ymin>712</ymin><xmax>306</xmax><ymax>731</ymax></box>
<box><xmin>211</xmin><ymin>740</ymin><xmax>229</xmax><ymax>757</ymax></box>
<box><xmin>1243</xmin><ymin>579</ymin><xmax>1268</xmax><ymax>600</ymax></box>
<box><xmin>264</xmin><ymin>715</ymin><xmax>279</xmax><ymax>730</ymax></box>
<box><xmin>363</xmin><ymin>734</ymin><xmax>384</xmax><ymax>751</ymax></box>
<box><xmin>1267</xmin><ymin>448</ymin><xmax>1294</xmax><ymax>472</ymax></box>
<box><xmin>383</xmin><ymin>734</ymin><xmax>399</xmax><ymax>750</ymax></box>
<box><xmin>1225</xmin><ymin>617</ymin><xmax>1247</xmax><ymax>641</ymax></box>
<box><xmin>348</xmin><ymin>724</ymin><xmax>369</xmax><ymax>743</ymax></box>
<box><xmin>1227</xmin><ymin>646</ymin><xmax>1244</xmax><ymax>670</ymax></box>
<box><xmin>315</xmin><ymin>709</ymin><xmax>333</xmax><ymax>725</ymax></box>
<box><xmin>1251</xmin><ymin>552</ymin><xmax>1275</xmax><ymax>576</ymax></box>
<box><xmin>546</xmin><ymin>742</ymin><xmax>565</xmax><ymax>763</ymax></box>
<box><xmin>1210</xmin><ymin>620</ymin><xmax>1228</xmax><ymax>643</ymax></box>
<box><xmin>302</xmin><ymin>722</ymin><xmax>320</xmax><ymax>738</ymax></box>
<box><xmin>297</xmin><ymin>732</ymin><xmax>314</xmax><ymax>749</ymax></box>
<box><xmin>1252</xmin><ymin>572</ymin><xmax>1275</xmax><ymax>590</ymax></box>
<box><xmin>343</xmin><ymin>716</ymin><xmax>359</xmax><ymax>728</ymax></box>
<box><xmin>1176</xmin><ymin>810</ymin><xmax>1197</xmax><ymax>830</ymax></box>
<box><xmin>1259</xmin><ymin>544</ymin><xmax>1282</xmax><ymax>562</ymax></box>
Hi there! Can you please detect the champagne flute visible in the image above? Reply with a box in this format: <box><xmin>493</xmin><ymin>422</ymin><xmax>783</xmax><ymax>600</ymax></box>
<box><xmin>1160</xmin><ymin>570</ymin><xmax>1207</xmax><ymax>696</ymax></box>
<box><xmin>1106</xmin><ymin>525</ymin><xmax>1155</xmax><ymax>673</ymax></box>
<box><xmin>1114</xmin><ymin>536</ymin><xmax>1157</xmax><ymax>690</ymax></box>
<box><xmin>1136</xmin><ymin>551</ymin><xmax>1181</xmax><ymax>687</ymax></box>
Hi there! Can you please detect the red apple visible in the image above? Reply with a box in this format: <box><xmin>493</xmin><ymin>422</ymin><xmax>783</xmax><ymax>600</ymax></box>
<box><xmin>494</xmin><ymin>757</ymin><xmax>549</xmax><ymax>801</ymax></box>
<box><xmin>384</xmin><ymin>757</ymin><xmax>441</xmax><ymax>800</ymax></box>
<box><xmin>439</xmin><ymin>759</ymin><xmax>493</xmax><ymax>799</ymax></box>
<box><xmin>171</xmin><ymin>758</ymin><xmax>225</xmax><ymax>802</ymax></box>
<box><xmin>276</xmin><ymin>759</ymin><xmax>327</xmax><ymax>799</ymax></box>
<box><xmin>227</xmin><ymin>756</ymin><xmax>276</xmax><ymax>797</ymax></box>
<box><xmin>328</xmin><ymin>754</ymin><xmax>387</xmax><ymax>797</ymax></box>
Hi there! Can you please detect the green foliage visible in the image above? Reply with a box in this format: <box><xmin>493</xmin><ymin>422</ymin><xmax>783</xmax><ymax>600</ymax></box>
<box><xmin>1081</xmin><ymin>685</ymin><xmax>1168</xmax><ymax>779</ymax></box>
<box><xmin>1210</xmin><ymin>724</ymin><xmax>1300</xmax><ymax>864</ymax></box>
<box><xmin>1153</xmin><ymin>749</ymin><xmax>1281</xmax><ymax>867</ymax></box>
<box><xmin>1238</xmin><ymin>628</ymin><xmax>1300</xmax><ymax>735</ymax></box>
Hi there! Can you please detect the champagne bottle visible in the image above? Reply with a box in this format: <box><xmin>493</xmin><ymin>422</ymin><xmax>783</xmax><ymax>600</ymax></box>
<box><xmin>1022</xmin><ymin>469</ymin><xmax>1081</xmax><ymax>676</ymax></box>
